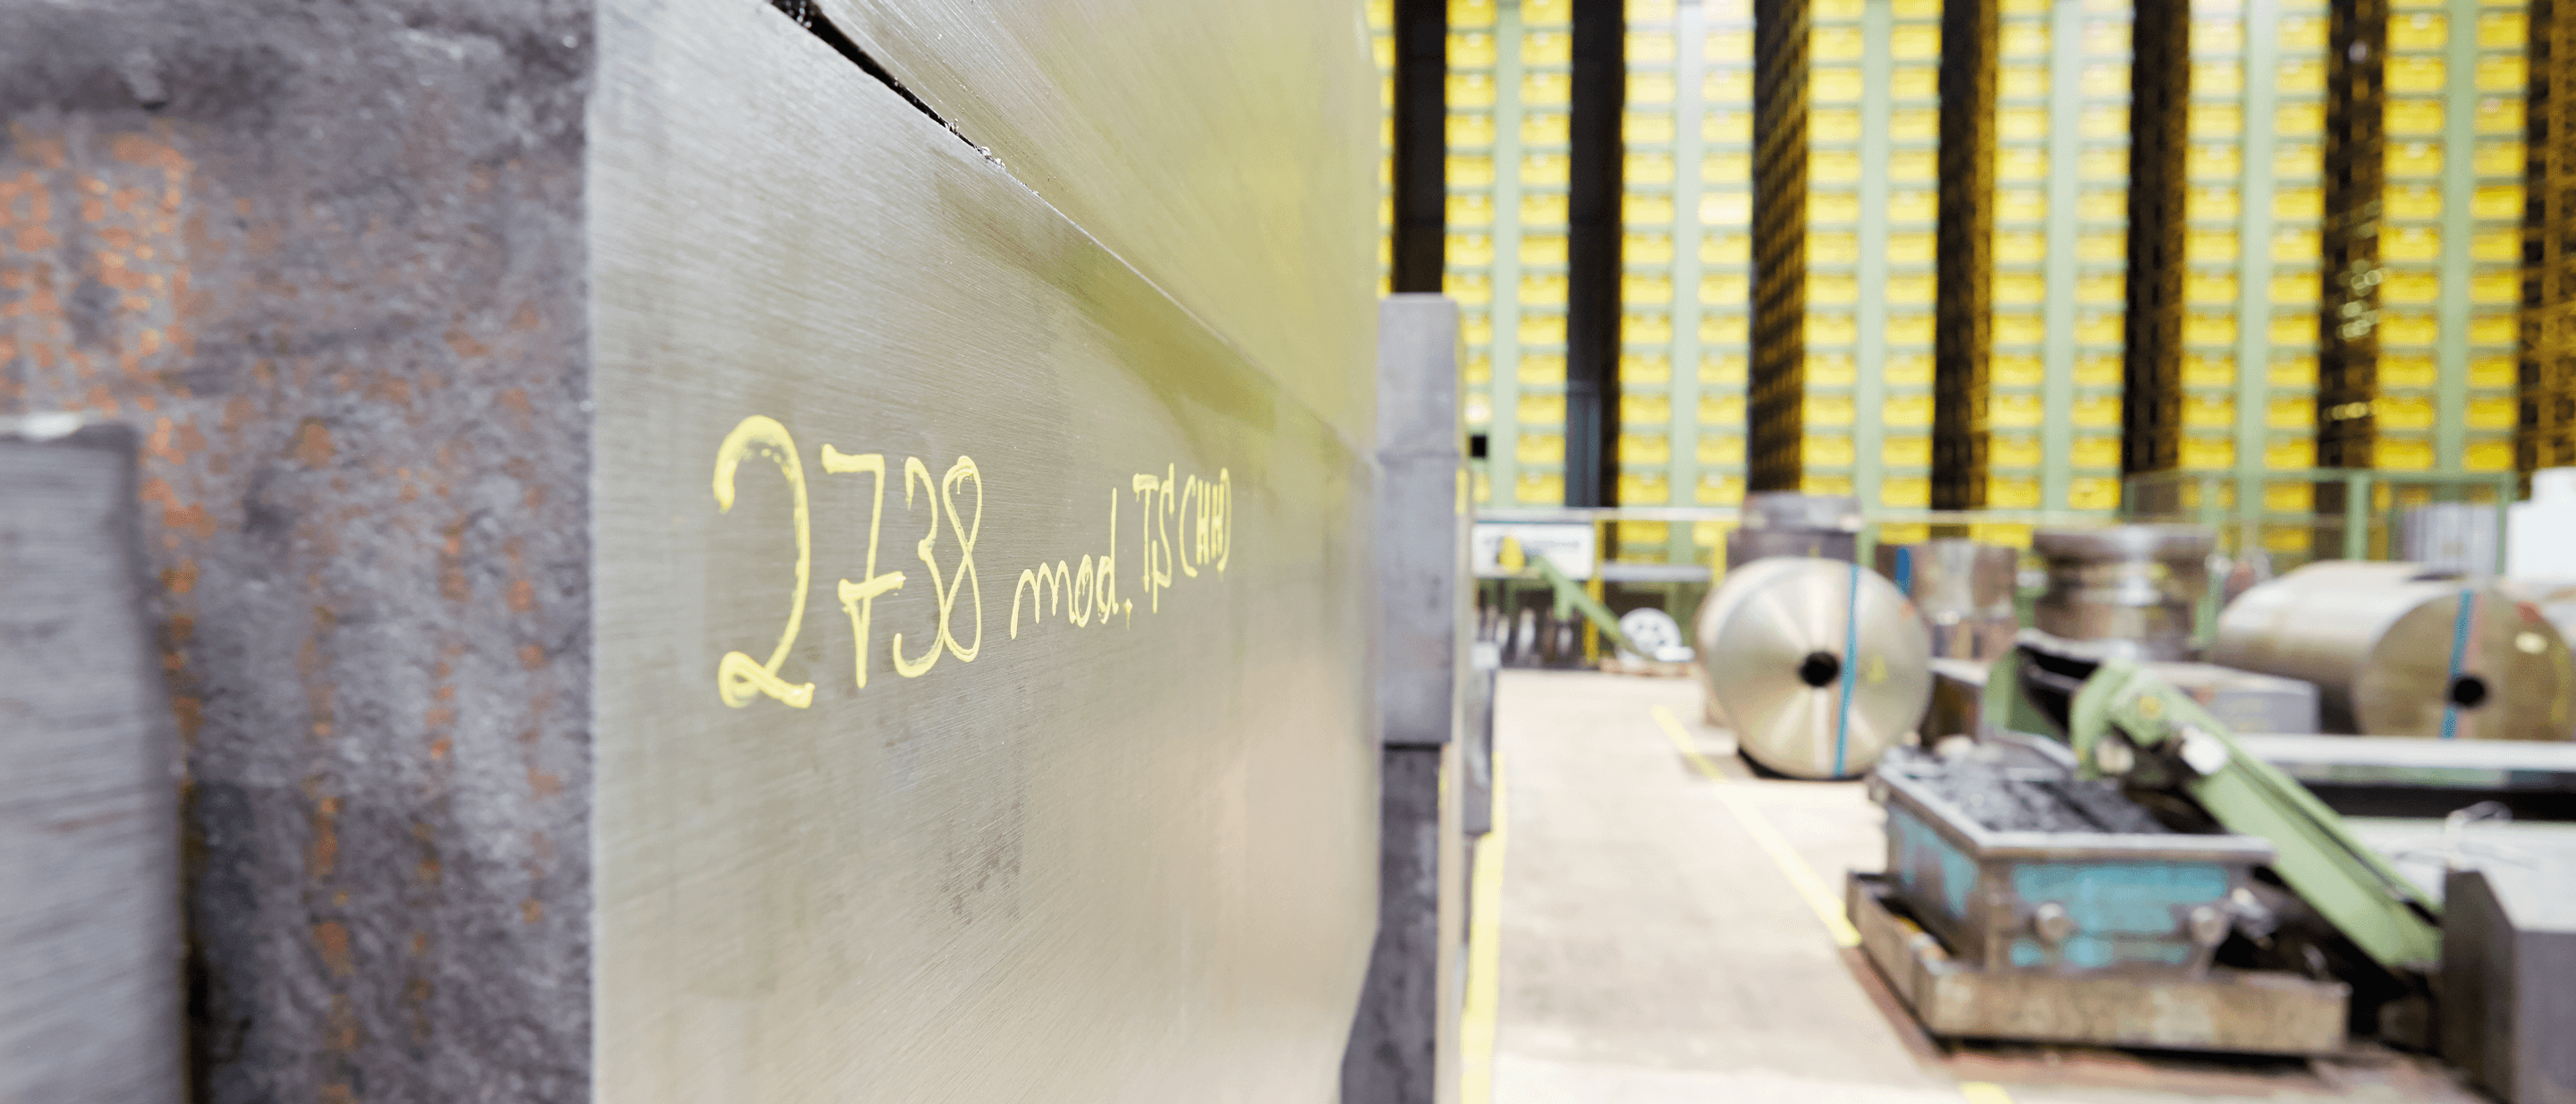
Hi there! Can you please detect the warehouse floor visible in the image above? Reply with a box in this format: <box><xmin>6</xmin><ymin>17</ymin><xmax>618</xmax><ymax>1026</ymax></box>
<box><xmin>1476</xmin><ymin>670</ymin><xmax>2485</xmax><ymax>1104</ymax></box>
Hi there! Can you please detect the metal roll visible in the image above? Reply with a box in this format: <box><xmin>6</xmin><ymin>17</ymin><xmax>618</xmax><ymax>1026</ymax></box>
<box><xmin>1701</xmin><ymin>557</ymin><xmax>1932</xmax><ymax>778</ymax></box>
<box><xmin>1877</xmin><ymin>539</ymin><xmax>2020</xmax><ymax>659</ymax></box>
<box><xmin>2029</xmin><ymin>525</ymin><xmax>2215</xmax><ymax>660</ymax></box>
<box><xmin>1693</xmin><ymin>556</ymin><xmax>1808</xmax><ymax>716</ymax></box>
<box><xmin>2211</xmin><ymin>562</ymin><xmax>2576</xmax><ymax>740</ymax></box>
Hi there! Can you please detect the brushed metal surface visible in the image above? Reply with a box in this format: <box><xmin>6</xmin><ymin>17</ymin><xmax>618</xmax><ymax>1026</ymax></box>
<box><xmin>0</xmin><ymin>426</ymin><xmax>183</xmax><ymax>1104</ymax></box>
<box><xmin>810</xmin><ymin>0</ymin><xmax>1381</xmax><ymax>443</ymax></box>
<box><xmin>1703</xmin><ymin>558</ymin><xmax>1932</xmax><ymax>778</ymax></box>
<box><xmin>1692</xmin><ymin>556</ymin><xmax>1807</xmax><ymax>716</ymax></box>
<box><xmin>591</xmin><ymin>2</ymin><xmax>1377</xmax><ymax>1099</ymax></box>
<box><xmin>2212</xmin><ymin>563</ymin><xmax>2576</xmax><ymax>740</ymax></box>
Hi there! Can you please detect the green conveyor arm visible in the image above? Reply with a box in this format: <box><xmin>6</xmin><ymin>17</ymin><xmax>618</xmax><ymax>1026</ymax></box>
<box><xmin>2066</xmin><ymin>659</ymin><xmax>2445</xmax><ymax>974</ymax></box>
<box><xmin>1530</xmin><ymin>555</ymin><xmax>1640</xmax><ymax>658</ymax></box>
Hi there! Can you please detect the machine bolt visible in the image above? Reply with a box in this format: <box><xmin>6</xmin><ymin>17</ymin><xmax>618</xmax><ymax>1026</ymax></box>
<box><xmin>2091</xmin><ymin>736</ymin><xmax>2134</xmax><ymax>776</ymax></box>
<box><xmin>2033</xmin><ymin>902</ymin><xmax>2076</xmax><ymax>945</ymax></box>
<box><xmin>2177</xmin><ymin>726</ymin><xmax>2230</xmax><ymax>777</ymax></box>
<box><xmin>2187</xmin><ymin>904</ymin><xmax>2230</xmax><ymax>947</ymax></box>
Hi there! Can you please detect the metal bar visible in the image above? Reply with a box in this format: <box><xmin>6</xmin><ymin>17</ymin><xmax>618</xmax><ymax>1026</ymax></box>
<box><xmin>2240</xmin><ymin>0</ymin><xmax>2284</xmax><ymax>548</ymax></box>
<box><xmin>1536</xmin><ymin>552</ymin><xmax>1640</xmax><ymax>657</ymax></box>
<box><xmin>2040</xmin><ymin>0</ymin><xmax>2083</xmax><ymax>517</ymax></box>
<box><xmin>1491</xmin><ymin>3</ymin><xmax>1529</xmax><ymax>505</ymax></box>
<box><xmin>1585</xmin><ymin>515</ymin><xmax>1607</xmax><ymax>660</ymax></box>
<box><xmin>2436</xmin><ymin>0</ymin><xmax>2480</xmax><ymax>471</ymax></box>
<box><xmin>2344</xmin><ymin>471</ymin><xmax>2373</xmax><ymax>560</ymax></box>
<box><xmin>1855</xmin><ymin>0</ymin><xmax>1894</xmax><ymax>519</ymax></box>
<box><xmin>1669</xmin><ymin>1</ymin><xmax>1713</xmax><ymax>562</ymax></box>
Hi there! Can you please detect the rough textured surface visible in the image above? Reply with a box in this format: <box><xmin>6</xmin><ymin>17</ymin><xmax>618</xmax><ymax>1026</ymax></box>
<box><xmin>1377</xmin><ymin>294</ymin><xmax>1467</xmax><ymax>749</ymax></box>
<box><xmin>0</xmin><ymin>425</ymin><xmax>183</xmax><ymax>1104</ymax></box>
<box><xmin>1344</xmin><ymin>746</ymin><xmax>1456</xmax><ymax>1104</ymax></box>
<box><xmin>1908</xmin><ymin>758</ymin><xmax>2169</xmax><ymax>835</ymax></box>
<box><xmin>0</xmin><ymin>5</ymin><xmax>595</xmax><ymax>1100</ymax></box>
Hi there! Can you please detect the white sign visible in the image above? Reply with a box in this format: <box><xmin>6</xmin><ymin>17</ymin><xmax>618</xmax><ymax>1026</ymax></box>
<box><xmin>1471</xmin><ymin>522</ymin><xmax>1597</xmax><ymax>579</ymax></box>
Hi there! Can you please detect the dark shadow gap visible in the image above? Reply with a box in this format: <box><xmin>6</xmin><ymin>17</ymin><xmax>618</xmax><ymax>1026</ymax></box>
<box><xmin>765</xmin><ymin>0</ymin><xmax>974</xmax><ymax>149</ymax></box>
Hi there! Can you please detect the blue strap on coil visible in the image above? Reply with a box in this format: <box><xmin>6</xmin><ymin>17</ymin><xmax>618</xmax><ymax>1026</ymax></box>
<box><xmin>1835</xmin><ymin>558</ymin><xmax>1861</xmax><ymax>776</ymax></box>
<box><xmin>2442</xmin><ymin>587</ymin><xmax>2473</xmax><ymax>741</ymax></box>
<box><xmin>1894</xmin><ymin>545</ymin><xmax>1913</xmax><ymax>596</ymax></box>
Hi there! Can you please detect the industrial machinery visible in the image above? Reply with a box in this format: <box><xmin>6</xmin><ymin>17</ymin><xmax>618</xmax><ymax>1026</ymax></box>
<box><xmin>1876</xmin><ymin>539</ymin><xmax>2019</xmax><ymax>660</ymax></box>
<box><xmin>2028</xmin><ymin>526</ymin><xmax>2214</xmax><ymax>660</ymax></box>
<box><xmin>2213</xmin><ymin>562</ymin><xmax>2576</xmax><ymax>739</ymax></box>
<box><xmin>1856</xmin><ymin>751</ymin><xmax>2351</xmax><ymax>1054</ymax></box>
<box><xmin>1858</xmin><ymin>633</ymin><xmax>2461</xmax><ymax>1055</ymax></box>
<box><xmin>1697</xmin><ymin>558</ymin><xmax>1930</xmax><ymax>779</ymax></box>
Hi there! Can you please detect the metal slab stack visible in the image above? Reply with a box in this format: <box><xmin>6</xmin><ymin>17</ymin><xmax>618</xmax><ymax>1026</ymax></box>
<box><xmin>1724</xmin><ymin>492</ymin><xmax>1863</xmax><ymax>567</ymax></box>
<box><xmin>2029</xmin><ymin>526</ymin><xmax>2214</xmax><ymax>661</ymax></box>
<box><xmin>2213</xmin><ymin>562</ymin><xmax>2576</xmax><ymax>740</ymax></box>
<box><xmin>1876</xmin><ymin>539</ymin><xmax>2020</xmax><ymax>660</ymax></box>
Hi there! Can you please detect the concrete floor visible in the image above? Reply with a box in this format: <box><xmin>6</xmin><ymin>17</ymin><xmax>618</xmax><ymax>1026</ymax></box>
<box><xmin>1482</xmin><ymin>669</ymin><xmax>2486</xmax><ymax>1104</ymax></box>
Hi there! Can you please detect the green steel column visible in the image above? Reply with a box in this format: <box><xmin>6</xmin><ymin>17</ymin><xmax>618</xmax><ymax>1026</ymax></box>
<box><xmin>2436</xmin><ymin>0</ymin><xmax>2479</xmax><ymax>469</ymax></box>
<box><xmin>2040</xmin><ymin>0</ymin><xmax>2085</xmax><ymax>514</ymax></box>
<box><xmin>1670</xmin><ymin>4</ymin><xmax>1712</xmax><ymax>562</ymax></box>
<box><xmin>2240</xmin><ymin>0</ymin><xmax>2283</xmax><ymax>529</ymax></box>
<box><xmin>1857</xmin><ymin>0</ymin><xmax>1895</xmax><ymax>509</ymax></box>
<box><xmin>1492</xmin><ymin>8</ymin><xmax>1527</xmax><ymax>501</ymax></box>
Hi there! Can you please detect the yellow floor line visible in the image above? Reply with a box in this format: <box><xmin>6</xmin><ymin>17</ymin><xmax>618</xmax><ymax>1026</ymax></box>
<box><xmin>1460</xmin><ymin>751</ymin><xmax>1508</xmax><ymax>1104</ymax></box>
<box><xmin>1957</xmin><ymin>1081</ymin><xmax>2015</xmax><ymax>1104</ymax></box>
<box><xmin>1650</xmin><ymin>704</ymin><xmax>1861</xmax><ymax>947</ymax></box>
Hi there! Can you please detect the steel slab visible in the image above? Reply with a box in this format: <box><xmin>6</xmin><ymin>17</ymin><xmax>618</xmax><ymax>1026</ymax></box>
<box><xmin>589</xmin><ymin>2</ymin><xmax>1377</xmax><ymax>1099</ymax></box>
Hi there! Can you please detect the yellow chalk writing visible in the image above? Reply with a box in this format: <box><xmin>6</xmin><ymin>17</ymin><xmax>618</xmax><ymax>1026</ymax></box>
<box><xmin>819</xmin><ymin>446</ymin><xmax>904</xmax><ymax>689</ymax></box>
<box><xmin>712</xmin><ymin>415</ymin><xmax>817</xmax><ymax>709</ymax></box>
<box><xmin>709</xmin><ymin>414</ymin><xmax>1233</xmax><ymax>707</ymax></box>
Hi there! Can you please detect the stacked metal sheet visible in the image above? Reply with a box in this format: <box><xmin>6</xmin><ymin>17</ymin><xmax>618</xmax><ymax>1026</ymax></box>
<box><xmin>2029</xmin><ymin>526</ymin><xmax>2213</xmax><ymax>661</ymax></box>
<box><xmin>1877</xmin><ymin>539</ymin><xmax>2020</xmax><ymax>660</ymax></box>
<box><xmin>1724</xmin><ymin>492</ymin><xmax>1863</xmax><ymax>567</ymax></box>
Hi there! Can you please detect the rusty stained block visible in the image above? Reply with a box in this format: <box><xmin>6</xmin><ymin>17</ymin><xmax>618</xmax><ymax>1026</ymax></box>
<box><xmin>0</xmin><ymin>4</ymin><xmax>592</xmax><ymax>1100</ymax></box>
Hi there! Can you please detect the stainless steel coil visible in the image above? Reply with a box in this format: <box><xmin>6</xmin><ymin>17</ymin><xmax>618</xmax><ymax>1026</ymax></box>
<box><xmin>1699</xmin><ymin>557</ymin><xmax>1932</xmax><ymax>778</ymax></box>
<box><xmin>2210</xmin><ymin>561</ymin><xmax>2576</xmax><ymax>740</ymax></box>
<box><xmin>1876</xmin><ymin>539</ymin><xmax>2020</xmax><ymax>659</ymax></box>
<box><xmin>1693</xmin><ymin>556</ymin><xmax>1807</xmax><ymax>718</ymax></box>
<box><xmin>2029</xmin><ymin>525</ymin><xmax>2216</xmax><ymax>660</ymax></box>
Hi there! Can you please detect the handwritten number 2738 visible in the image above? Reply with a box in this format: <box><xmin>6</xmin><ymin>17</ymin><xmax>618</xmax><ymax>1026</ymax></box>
<box><xmin>711</xmin><ymin>415</ymin><xmax>982</xmax><ymax>708</ymax></box>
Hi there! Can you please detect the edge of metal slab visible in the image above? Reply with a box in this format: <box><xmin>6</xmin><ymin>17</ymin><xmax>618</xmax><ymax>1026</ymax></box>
<box><xmin>1848</xmin><ymin>873</ymin><xmax>2351</xmax><ymax>1055</ymax></box>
